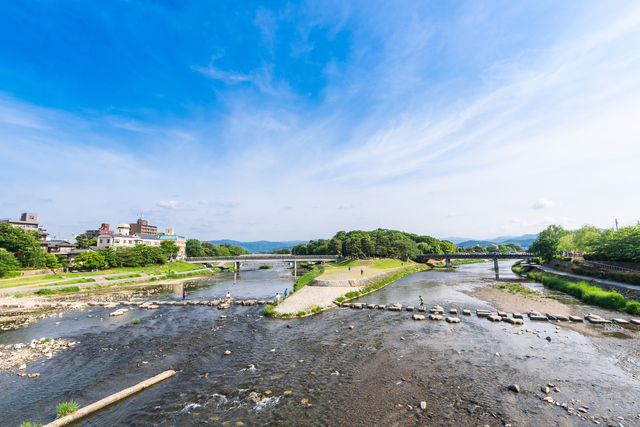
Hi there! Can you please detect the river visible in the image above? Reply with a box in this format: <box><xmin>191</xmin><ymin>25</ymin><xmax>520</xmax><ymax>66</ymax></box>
<box><xmin>1</xmin><ymin>261</ymin><xmax>639</xmax><ymax>426</ymax></box>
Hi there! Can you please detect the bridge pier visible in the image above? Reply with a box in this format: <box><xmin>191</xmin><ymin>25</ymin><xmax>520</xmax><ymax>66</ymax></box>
<box><xmin>445</xmin><ymin>258</ymin><xmax>451</xmax><ymax>268</ymax></box>
<box><xmin>234</xmin><ymin>261</ymin><xmax>240</xmax><ymax>270</ymax></box>
<box><xmin>494</xmin><ymin>258</ymin><xmax>499</xmax><ymax>279</ymax></box>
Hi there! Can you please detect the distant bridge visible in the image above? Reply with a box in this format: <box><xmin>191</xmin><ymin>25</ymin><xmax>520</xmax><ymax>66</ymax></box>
<box><xmin>416</xmin><ymin>253</ymin><xmax>535</xmax><ymax>278</ymax></box>
<box><xmin>185</xmin><ymin>254</ymin><xmax>342</xmax><ymax>269</ymax></box>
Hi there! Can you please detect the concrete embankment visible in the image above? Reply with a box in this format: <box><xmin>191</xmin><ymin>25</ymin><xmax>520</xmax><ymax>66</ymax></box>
<box><xmin>43</xmin><ymin>370</ymin><xmax>176</xmax><ymax>427</ymax></box>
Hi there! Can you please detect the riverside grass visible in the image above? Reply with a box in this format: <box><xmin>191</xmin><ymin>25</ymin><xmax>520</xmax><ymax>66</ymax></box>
<box><xmin>527</xmin><ymin>271</ymin><xmax>640</xmax><ymax>315</ymax></box>
<box><xmin>293</xmin><ymin>265</ymin><xmax>325</xmax><ymax>292</ymax></box>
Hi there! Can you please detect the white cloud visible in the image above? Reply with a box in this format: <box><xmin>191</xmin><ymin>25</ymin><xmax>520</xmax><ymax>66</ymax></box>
<box><xmin>533</xmin><ymin>199</ymin><xmax>556</xmax><ymax>209</ymax></box>
<box><xmin>157</xmin><ymin>201</ymin><xmax>183</xmax><ymax>210</ymax></box>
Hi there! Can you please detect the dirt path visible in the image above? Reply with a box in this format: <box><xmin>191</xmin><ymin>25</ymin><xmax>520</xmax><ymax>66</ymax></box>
<box><xmin>273</xmin><ymin>285</ymin><xmax>357</xmax><ymax>315</ymax></box>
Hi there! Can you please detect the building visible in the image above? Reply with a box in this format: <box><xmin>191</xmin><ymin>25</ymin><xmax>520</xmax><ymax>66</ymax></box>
<box><xmin>157</xmin><ymin>229</ymin><xmax>187</xmax><ymax>258</ymax></box>
<box><xmin>41</xmin><ymin>240</ymin><xmax>76</xmax><ymax>257</ymax></box>
<box><xmin>129</xmin><ymin>217</ymin><xmax>157</xmax><ymax>235</ymax></box>
<box><xmin>86</xmin><ymin>223</ymin><xmax>112</xmax><ymax>240</ymax></box>
<box><xmin>1</xmin><ymin>212</ymin><xmax>49</xmax><ymax>241</ymax></box>
<box><xmin>96</xmin><ymin>223</ymin><xmax>161</xmax><ymax>249</ymax></box>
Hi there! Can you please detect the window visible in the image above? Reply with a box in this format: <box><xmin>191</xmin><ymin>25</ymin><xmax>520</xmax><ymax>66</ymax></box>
<box><xmin>115</xmin><ymin>239</ymin><xmax>120</xmax><ymax>243</ymax></box>
<box><xmin>100</xmin><ymin>239</ymin><xmax>103</xmax><ymax>243</ymax></box>
<box><xmin>107</xmin><ymin>239</ymin><xmax>110</xmax><ymax>243</ymax></box>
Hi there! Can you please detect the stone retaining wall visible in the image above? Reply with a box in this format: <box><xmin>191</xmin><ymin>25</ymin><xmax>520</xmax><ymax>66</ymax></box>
<box><xmin>309</xmin><ymin>270</ymin><xmax>397</xmax><ymax>288</ymax></box>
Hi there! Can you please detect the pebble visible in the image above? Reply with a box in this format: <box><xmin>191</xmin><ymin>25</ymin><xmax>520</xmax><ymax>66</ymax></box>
<box><xmin>508</xmin><ymin>384</ymin><xmax>520</xmax><ymax>393</ymax></box>
<box><xmin>224</xmin><ymin>350</ymin><xmax>231</xmax><ymax>355</ymax></box>
<box><xmin>349</xmin><ymin>325</ymin><xmax>354</xmax><ymax>329</ymax></box>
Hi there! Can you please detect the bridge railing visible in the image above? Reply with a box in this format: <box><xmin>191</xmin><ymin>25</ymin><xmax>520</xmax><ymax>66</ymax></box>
<box><xmin>185</xmin><ymin>255</ymin><xmax>342</xmax><ymax>261</ymax></box>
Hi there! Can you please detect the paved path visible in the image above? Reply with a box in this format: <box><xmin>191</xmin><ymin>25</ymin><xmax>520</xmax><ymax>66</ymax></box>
<box><xmin>532</xmin><ymin>265</ymin><xmax>639</xmax><ymax>290</ymax></box>
<box><xmin>0</xmin><ymin>268</ymin><xmax>211</xmax><ymax>295</ymax></box>
<box><xmin>274</xmin><ymin>285</ymin><xmax>356</xmax><ymax>315</ymax></box>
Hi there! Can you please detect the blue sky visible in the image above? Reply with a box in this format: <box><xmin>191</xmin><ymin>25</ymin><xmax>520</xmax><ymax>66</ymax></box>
<box><xmin>1</xmin><ymin>1</ymin><xmax>640</xmax><ymax>241</ymax></box>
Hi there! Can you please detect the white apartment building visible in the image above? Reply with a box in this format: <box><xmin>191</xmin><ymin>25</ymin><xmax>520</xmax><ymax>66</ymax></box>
<box><xmin>96</xmin><ymin>224</ymin><xmax>161</xmax><ymax>249</ymax></box>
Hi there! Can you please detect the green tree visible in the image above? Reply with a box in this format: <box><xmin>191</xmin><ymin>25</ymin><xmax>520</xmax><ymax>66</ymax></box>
<box><xmin>72</xmin><ymin>251</ymin><xmax>107</xmax><ymax>270</ymax></box>
<box><xmin>0</xmin><ymin>248</ymin><xmax>21</xmax><ymax>272</ymax></box>
<box><xmin>292</xmin><ymin>244</ymin><xmax>308</xmax><ymax>255</ymax></box>
<box><xmin>97</xmin><ymin>247</ymin><xmax>118</xmax><ymax>267</ymax></box>
<box><xmin>160</xmin><ymin>240</ymin><xmax>180</xmax><ymax>259</ymax></box>
<box><xmin>0</xmin><ymin>223</ymin><xmax>46</xmax><ymax>268</ymax></box>
<box><xmin>185</xmin><ymin>239</ymin><xmax>204</xmax><ymax>257</ymax></box>
<box><xmin>473</xmin><ymin>245</ymin><xmax>487</xmax><ymax>253</ymax></box>
<box><xmin>439</xmin><ymin>240</ymin><xmax>457</xmax><ymax>253</ymax></box>
<box><xmin>87</xmin><ymin>237</ymin><xmax>97</xmax><ymax>247</ymax></box>
<box><xmin>74</xmin><ymin>233</ymin><xmax>89</xmax><ymax>249</ymax></box>
<box><xmin>45</xmin><ymin>253</ymin><xmax>62</xmax><ymax>269</ymax></box>
<box><xmin>328</xmin><ymin>238</ymin><xmax>341</xmax><ymax>255</ymax></box>
<box><xmin>530</xmin><ymin>236</ymin><xmax>559</xmax><ymax>262</ymax></box>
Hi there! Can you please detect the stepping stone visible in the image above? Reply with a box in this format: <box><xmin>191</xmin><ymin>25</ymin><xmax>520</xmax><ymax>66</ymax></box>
<box><xmin>462</xmin><ymin>309</ymin><xmax>471</xmax><ymax>316</ymax></box>
<box><xmin>367</xmin><ymin>304</ymin><xmax>376</xmax><ymax>309</ymax></box>
<box><xmin>267</xmin><ymin>300</ymin><xmax>275</xmax><ymax>305</ymax></box>
<box><xmin>412</xmin><ymin>314</ymin><xmax>426</xmax><ymax>321</ymax></box>
<box><xmin>528</xmin><ymin>311</ymin><xmax>542</xmax><ymax>318</ymax></box>
<box><xmin>351</xmin><ymin>303</ymin><xmax>364</xmax><ymax>309</ymax></box>
<box><xmin>546</xmin><ymin>313</ymin><xmax>558</xmax><ymax>321</ymax></box>
<box><xmin>406</xmin><ymin>306</ymin><xmax>415</xmax><ymax>312</ymax></box>
<box><xmin>445</xmin><ymin>317</ymin><xmax>461</xmax><ymax>324</ymax></box>
<box><xmin>147</xmin><ymin>305</ymin><xmax>159</xmax><ymax>310</ymax></box>
<box><xmin>234</xmin><ymin>301</ymin><xmax>243</xmax><ymax>305</ymax></box>
<box><xmin>257</xmin><ymin>301</ymin><xmax>266</xmax><ymax>305</ymax></box>
<box><xmin>477</xmin><ymin>311</ymin><xmax>490</xmax><ymax>318</ymax></box>
<box><xmin>430</xmin><ymin>306</ymin><xmax>444</xmax><ymax>314</ymax></box>
<box><xmin>512</xmin><ymin>313</ymin><xmax>523</xmax><ymax>319</ymax></box>
<box><xmin>554</xmin><ymin>314</ymin><xmax>570</xmax><ymax>321</ymax></box>
<box><xmin>342</xmin><ymin>303</ymin><xmax>351</xmax><ymax>308</ymax></box>
<box><xmin>377</xmin><ymin>305</ymin><xmax>386</xmax><ymax>309</ymax></box>
<box><xmin>166</xmin><ymin>301</ymin><xmax>176</xmax><ymax>306</ymax></box>
<box><xmin>505</xmin><ymin>318</ymin><xmax>524</xmax><ymax>325</ymax></box>
<box><xmin>218</xmin><ymin>303</ymin><xmax>231</xmax><ymax>310</ymax></box>
<box><xmin>199</xmin><ymin>301</ymin><xmax>209</xmax><ymax>305</ymax></box>
<box><xmin>498</xmin><ymin>311</ymin><xmax>507</xmax><ymax>317</ymax></box>
<box><xmin>487</xmin><ymin>315</ymin><xmax>502</xmax><ymax>322</ymax></box>
<box><xmin>428</xmin><ymin>314</ymin><xmax>442</xmax><ymax>321</ymax></box>
<box><xmin>417</xmin><ymin>306</ymin><xmax>426</xmax><ymax>312</ymax></box>
<box><xmin>569</xmin><ymin>316</ymin><xmax>583</xmax><ymax>322</ymax></box>
<box><xmin>630</xmin><ymin>318</ymin><xmax>640</xmax><ymax>325</ymax></box>
<box><xmin>612</xmin><ymin>318</ymin><xmax>629</xmax><ymax>324</ymax></box>
<box><xmin>449</xmin><ymin>308</ymin><xmax>458</xmax><ymax>315</ymax></box>
<box><xmin>243</xmin><ymin>300</ymin><xmax>257</xmax><ymax>306</ymax></box>
<box><xmin>529</xmin><ymin>315</ymin><xmax>548</xmax><ymax>321</ymax></box>
<box><xmin>585</xmin><ymin>315</ymin><xmax>610</xmax><ymax>324</ymax></box>
<box><xmin>388</xmin><ymin>306</ymin><xmax>402</xmax><ymax>312</ymax></box>
<box><xmin>175</xmin><ymin>302</ymin><xmax>187</xmax><ymax>306</ymax></box>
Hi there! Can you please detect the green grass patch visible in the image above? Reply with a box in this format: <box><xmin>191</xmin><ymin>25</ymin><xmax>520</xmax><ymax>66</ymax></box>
<box><xmin>296</xmin><ymin>311</ymin><xmax>306</xmax><ymax>317</ymax></box>
<box><xmin>335</xmin><ymin>296</ymin><xmax>345</xmax><ymax>303</ymax></box>
<box><xmin>34</xmin><ymin>286</ymin><xmax>81</xmax><ymax>295</ymax></box>
<box><xmin>259</xmin><ymin>265</ymin><xmax>274</xmax><ymax>269</ymax></box>
<box><xmin>263</xmin><ymin>305</ymin><xmax>277</xmax><ymax>317</ymax></box>
<box><xmin>41</xmin><ymin>337</ymin><xmax>52</xmax><ymax>343</ymax></box>
<box><xmin>528</xmin><ymin>272</ymin><xmax>640</xmax><ymax>314</ymax></box>
<box><xmin>450</xmin><ymin>259</ymin><xmax>487</xmax><ymax>266</ymax></box>
<box><xmin>105</xmin><ymin>273</ymin><xmax>141</xmax><ymax>280</ymax></box>
<box><xmin>311</xmin><ymin>306</ymin><xmax>322</xmax><ymax>313</ymax></box>
<box><xmin>56</xmin><ymin>400</ymin><xmax>79</xmax><ymax>417</ymax></box>
<box><xmin>20</xmin><ymin>422</ymin><xmax>43</xmax><ymax>427</ymax></box>
<box><xmin>132</xmin><ymin>318</ymin><xmax>140</xmax><ymax>324</ymax></box>
<box><xmin>492</xmin><ymin>283</ymin><xmax>539</xmax><ymax>296</ymax></box>
<box><xmin>294</xmin><ymin>266</ymin><xmax>325</xmax><ymax>292</ymax></box>
<box><xmin>0</xmin><ymin>271</ymin><xmax>21</xmax><ymax>279</ymax></box>
<box><xmin>344</xmin><ymin>291</ymin><xmax>360</xmax><ymax>299</ymax></box>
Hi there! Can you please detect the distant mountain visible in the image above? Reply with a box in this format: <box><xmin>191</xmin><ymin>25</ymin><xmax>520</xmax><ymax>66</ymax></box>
<box><xmin>440</xmin><ymin>237</ymin><xmax>475</xmax><ymax>244</ymax></box>
<box><xmin>455</xmin><ymin>234</ymin><xmax>538</xmax><ymax>249</ymax></box>
<box><xmin>207</xmin><ymin>239</ymin><xmax>308</xmax><ymax>253</ymax></box>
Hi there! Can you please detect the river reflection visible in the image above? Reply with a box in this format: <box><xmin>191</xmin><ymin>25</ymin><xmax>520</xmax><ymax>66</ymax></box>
<box><xmin>1</xmin><ymin>262</ymin><xmax>639</xmax><ymax>426</ymax></box>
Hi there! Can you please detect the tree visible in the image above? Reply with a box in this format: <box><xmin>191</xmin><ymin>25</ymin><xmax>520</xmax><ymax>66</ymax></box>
<box><xmin>185</xmin><ymin>239</ymin><xmax>204</xmax><ymax>257</ymax></box>
<box><xmin>439</xmin><ymin>240</ymin><xmax>457</xmax><ymax>253</ymax></box>
<box><xmin>530</xmin><ymin>236</ymin><xmax>559</xmax><ymax>262</ymax></box>
<box><xmin>160</xmin><ymin>240</ymin><xmax>180</xmax><ymax>259</ymax></box>
<box><xmin>328</xmin><ymin>238</ymin><xmax>341</xmax><ymax>255</ymax></box>
<box><xmin>0</xmin><ymin>248</ymin><xmax>21</xmax><ymax>272</ymax></box>
<box><xmin>75</xmin><ymin>234</ymin><xmax>90</xmax><ymax>249</ymax></box>
<box><xmin>292</xmin><ymin>244</ymin><xmax>308</xmax><ymax>255</ymax></box>
<box><xmin>97</xmin><ymin>247</ymin><xmax>118</xmax><ymax>267</ymax></box>
<box><xmin>0</xmin><ymin>223</ymin><xmax>46</xmax><ymax>268</ymax></box>
<box><xmin>473</xmin><ymin>245</ymin><xmax>487</xmax><ymax>253</ymax></box>
<box><xmin>72</xmin><ymin>251</ymin><xmax>107</xmax><ymax>270</ymax></box>
<box><xmin>45</xmin><ymin>253</ymin><xmax>62</xmax><ymax>269</ymax></box>
<box><xmin>87</xmin><ymin>237</ymin><xmax>97</xmax><ymax>247</ymax></box>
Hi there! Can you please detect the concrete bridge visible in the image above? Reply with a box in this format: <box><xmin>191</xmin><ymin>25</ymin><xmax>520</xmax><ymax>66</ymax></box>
<box><xmin>415</xmin><ymin>253</ymin><xmax>535</xmax><ymax>278</ymax></box>
<box><xmin>185</xmin><ymin>254</ymin><xmax>342</xmax><ymax>270</ymax></box>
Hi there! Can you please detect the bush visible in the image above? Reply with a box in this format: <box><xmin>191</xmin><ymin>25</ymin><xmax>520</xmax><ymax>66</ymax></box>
<box><xmin>34</xmin><ymin>286</ymin><xmax>81</xmax><ymax>295</ymax></box>
<box><xmin>132</xmin><ymin>318</ymin><xmax>140</xmax><ymax>324</ymax></box>
<box><xmin>335</xmin><ymin>296</ymin><xmax>345</xmax><ymax>303</ymax></box>
<box><xmin>572</xmin><ymin>259</ymin><xmax>585</xmax><ymax>265</ymax></box>
<box><xmin>553</xmin><ymin>256</ymin><xmax>572</xmax><ymax>262</ymax></box>
<box><xmin>296</xmin><ymin>311</ymin><xmax>306</xmax><ymax>317</ymax></box>
<box><xmin>56</xmin><ymin>401</ymin><xmax>79</xmax><ymax>417</ymax></box>
<box><xmin>532</xmin><ymin>257</ymin><xmax>542</xmax><ymax>264</ymax></box>
<box><xmin>0</xmin><ymin>270</ymin><xmax>21</xmax><ymax>279</ymax></box>
<box><xmin>311</xmin><ymin>306</ymin><xmax>323</xmax><ymax>313</ymax></box>
<box><xmin>259</xmin><ymin>265</ymin><xmax>273</xmax><ymax>269</ymax></box>
<box><xmin>344</xmin><ymin>291</ymin><xmax>360</xmax><ymax>299</ymax></box>
<box><xmin>624</xmin><ymin>301</ymin><xmax>640</xmax><ymax>315</ymax></box>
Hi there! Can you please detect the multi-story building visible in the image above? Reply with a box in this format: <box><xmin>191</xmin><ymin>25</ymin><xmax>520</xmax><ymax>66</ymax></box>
<box><xmin>96</xmin><ymin>224</ymin><xmax>161</xmax><ymax>249</ymax></box>
<box><xmin>0</xmin><ymin>212</ymin><xmax>48</xmax><ymax>241</ymax></box>
<box><xmin>86</xmin><ymin>223</ymin><xmax>112</xmax><ymax>240</ymax></box>
<box><xmin>129</xmin><ymin>217</ymin><xmax>157</xmax><ymax>235</ymax></box>
<box><xmin>41</xmin><ymin>240</ymin><xmax>76</xmax><ymax>256</ymax></box>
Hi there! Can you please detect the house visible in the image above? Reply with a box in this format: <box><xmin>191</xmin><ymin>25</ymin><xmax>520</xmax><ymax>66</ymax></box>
<box><xmin>97</xmin><ymin>224</ymin><xmax>161</xmax><ymax>249</ymax></box>
<box><xmin>86</xmin><ymin>223</ymin><xmax>112</xmax><ymax>240</ymax></box>
<box><xmin>157</xmin><ymin>229</ymin><xmax>187</xmax><ymax>259</ymax></box>
<box><xmin>40</xmin><ymin>240</ymin><xmax>76</xmax><ymax>256</ymax></box>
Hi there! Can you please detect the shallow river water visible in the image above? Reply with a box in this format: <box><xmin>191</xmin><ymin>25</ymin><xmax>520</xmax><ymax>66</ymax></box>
<box><xmin>1</xmin><ymin>261</ymin><xmax>639</xmax><ymax>426</ymax></box>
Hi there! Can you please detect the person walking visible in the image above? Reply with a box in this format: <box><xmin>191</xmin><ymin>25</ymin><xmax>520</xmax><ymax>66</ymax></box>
<box><xmin>360</xmin><ymin>269</ymin><xmax>363</xmax><ymax>276</ymax></box>
<box><xmin>419</xmin><ymin>295</ymin><xmax>424</xmax><ymax>307</ymax></box>
<box><xmin>284</xmin><ymin>288</ymin><xmax>288</xmax><ymax>297</ymax></box>
<box><xmin>348</xmin><ymin>266</ymin><xmax>351</xmax><ymax>271</ymax></box>
<box><xmin>276</xmin><ymin>293</ymin><xmax>281</xmax><ymax>303</ymax></box>
<box><xmin>183</xmin><ymin>290</ymin><xmax>186</xmax><ymax>301</ymax></box>
<box><xmin>600</xmin><ymin>271</ymin><xmax>605</xmax><ymax>282</ymax></box>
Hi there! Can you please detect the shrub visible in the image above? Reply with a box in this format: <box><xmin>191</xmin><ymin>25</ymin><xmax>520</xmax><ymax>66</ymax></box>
<box><xmin>571</xmin><ymin>259</ymin><xmax>585</xmax><ymax>265</ymax></box>
<box><xmin>41</xmin><ymin>337</ymin><xmax>52</xmax><ymax>343</ymax></box>
<box><xmin>281</xmin><ymin>312</ymin><xmax>293</xmax><ymax>317</ymax></box>
<box><xmin>532</xmin><ymin>257</ymin><xmax>542</xmax><ymax>264</ymax></box>
<box><xmin>296</xmin><ymin>311</ymin><xmax>306</xmax><ymax>317</ymax></box>
<box><xmin>34</xmin><ymin>286</ymin><xmax>81</xmax><ymax>295</ymax></box>
<box><xmin>624</xmin><ymin>301</ymin><xmax>640</xmax><ymax>315</ymax></box>
<box><xmin>132</xmin><ymin>318</ymin><xmax>140</xmax><ymax>324</ymax></box>
<box><xmin>56</xmin><ymin>401</ymin><xmax>79</xmax><ymax>417</ymax></box>
<box><xmin>263</xmin><ymin>305</ymin><xmax>276</xmax><ymax>316</ymax></box>
<box><xmin>311</xmin><ymin>306</ymin><xmax>323</xmax><ymax>313</ymax></box>
<box><xmin>344</xmin><ymin>291</ymin><xmax>360</xmax><ymax>299</ymax></box>
<box><xmin>335</xmin><ymin>296</ymin><xmax>345</xmax><ymax>303</ymax></box>
<box><xmin>259</xmin><ymin>265</ymin><xmax>273</xmax><ymax>269</ymax></box>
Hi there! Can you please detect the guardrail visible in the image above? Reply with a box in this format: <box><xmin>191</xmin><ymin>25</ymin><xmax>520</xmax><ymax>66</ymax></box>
<box><xmin>583</xmin><ymin>260</ymin><xmax>640</xmax><ymax>273</ymax></box>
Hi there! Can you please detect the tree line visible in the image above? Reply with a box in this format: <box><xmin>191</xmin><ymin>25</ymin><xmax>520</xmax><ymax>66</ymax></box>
<box><xmin>291</xmin><ymin>229</ymin><xmax>459</xmax><ymax>260</ymax></box>
<box><xmin>185</xmin><ymin>240</ymin><xmax>250</xmax><ymax>257</ymax></box>
<box><xmin>530</xmin><ymin>223</ymin><xmax>640</xmax><ymax>263</ymax></box>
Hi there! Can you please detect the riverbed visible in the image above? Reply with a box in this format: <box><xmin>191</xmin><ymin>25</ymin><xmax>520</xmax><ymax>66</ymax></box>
<box><xmin>1</xmin><ymin>261</ymin><xmax>639</xmax><ymax>426</ymax></box>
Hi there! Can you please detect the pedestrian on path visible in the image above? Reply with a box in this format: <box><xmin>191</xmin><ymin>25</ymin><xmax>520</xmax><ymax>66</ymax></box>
<box><xmin>276</xmin><ymin>293</ymin><xmax>281</xmax><ymax>303</ymax></box>
<box><xmin>284</xmin><ymin>288</ymin><xmax>288</xmax><ymax>297</ymax></box>
<box><xmin>360</xmin><ymin>269</ymin><xmax>363</xmax><ymax>276</ymax></box>
<box><xmin>183</xmin><ymin>290</ymin><xmax>186</xmax><ymax>301</ymax></box>
<box><xmin>349</xmin><ymin>266</ymin><xmax>351</xmax><ymax>271</ymax></box>
<box><xmin>600</xmin><ymin>271</ymin><xmax>605</xmax><ymax>281</ymax></box>
<box><xmin>419</xmin><ymin>296</ymin><xmax>424</xmax><ymax>307</ymax></box>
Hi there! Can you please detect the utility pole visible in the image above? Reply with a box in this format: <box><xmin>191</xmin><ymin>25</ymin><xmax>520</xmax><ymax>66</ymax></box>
<box><xmin>615</xmin><ymin>219</ymin><xmax>619</xmax><ymax>231</ymax></box>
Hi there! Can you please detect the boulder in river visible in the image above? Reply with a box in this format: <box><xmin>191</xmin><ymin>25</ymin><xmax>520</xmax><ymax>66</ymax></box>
<box><xmin>612</xmin><ymin>318</ymin><xmax>629</xmax><ymax>324</ymax></box>
<box><xmin>508</xmin><ymin>384</ymin><xmax>520</xmax><ymax>393</ymax></box>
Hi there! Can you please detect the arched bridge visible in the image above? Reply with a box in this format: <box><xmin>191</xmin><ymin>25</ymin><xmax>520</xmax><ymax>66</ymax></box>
<box><xmin>416</xmin><ymin>253</ymin><xmax>535</xmax><ymax>278</ymax></box>
<box><xmin>185</xmin><ymin>254</ymin><xmax>342</xmax><ymax>269</ymax></box>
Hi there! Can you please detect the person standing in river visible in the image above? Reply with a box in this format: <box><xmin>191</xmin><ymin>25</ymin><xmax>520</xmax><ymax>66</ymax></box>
<box><xmin>419</xmin><ymin>296</ymin><xmax>424</xmax><ymax>307</ymax></box>
<box><xmin>183</xmin><ymin>290</ymin><xmax>186</xmax><ymax>301</ymax></box>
